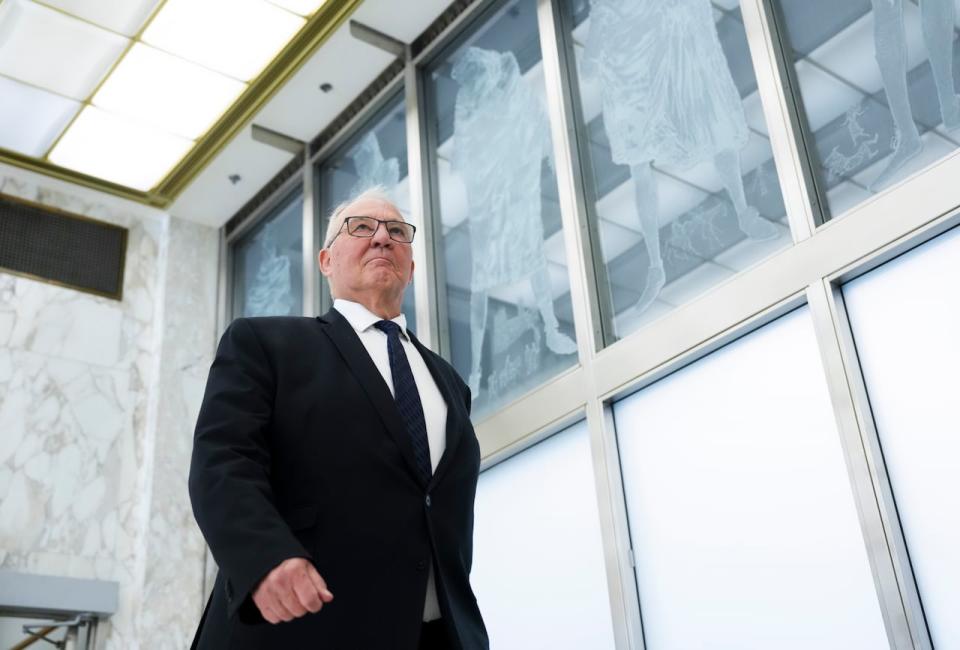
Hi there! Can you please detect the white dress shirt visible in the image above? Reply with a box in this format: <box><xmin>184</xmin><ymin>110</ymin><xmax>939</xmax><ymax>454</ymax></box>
<box><xmin>333</xmin><ymin>299</ymin><xmax>446</xmax><ymax>622</ymax></box>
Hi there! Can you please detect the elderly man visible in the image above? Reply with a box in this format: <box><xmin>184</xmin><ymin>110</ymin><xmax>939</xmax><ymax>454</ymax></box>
<box><xmin>188</xmin><ymin>188</ymin><xmax>488</xmax><ymax>649</ymax></box>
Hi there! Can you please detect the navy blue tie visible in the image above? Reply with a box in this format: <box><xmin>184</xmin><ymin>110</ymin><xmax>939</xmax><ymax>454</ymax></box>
<box><xmin>374</xmin><ymin>320</ymin><xmax>432</xmax><ymax>481</ymax></box>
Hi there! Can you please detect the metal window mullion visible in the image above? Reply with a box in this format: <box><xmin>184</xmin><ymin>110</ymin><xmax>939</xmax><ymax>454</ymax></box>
<box><xmin>302</xmin><ymin>156</ymin><xmax>319</xmax><ymax>317</ymax></box>
<box><xmin>404</xmin><ymin>53</ymin><xmax>442</xmax><ymax>351</ymax></box>
<box><xmin>806</xmin><ymin>278</ymin><xmax>931</xmax><ymax>650</ymax></box>
<box><xmin>536</xmin><ymin>0</ymin><xmax>609</xmax><ymax>356</ymax></box>
<box><xmin>587</xmin><ymin>398</ymin><xmax>646</xmax><ymax>650</ymax></box>
<box><xmin>739</xmin><ymin>0</ymin><xmax>820</xmax><ymax>240</ymax></box>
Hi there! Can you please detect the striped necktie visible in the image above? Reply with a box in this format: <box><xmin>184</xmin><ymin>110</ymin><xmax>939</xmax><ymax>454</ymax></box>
<box><xmin>374</xmin><ymin>320</ymin><xmax>432</xmax><ymax>481</ymax></box>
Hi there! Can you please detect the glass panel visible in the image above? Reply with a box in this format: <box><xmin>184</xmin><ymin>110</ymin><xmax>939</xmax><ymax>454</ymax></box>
<box><xmin>613</xmin><ymin>308</ymin><xmax>887</xmax><ymax>649</ymax></box>
<box><xmin>232</xmin><ymin>192</ymin><xmax>304</xmax><ymax>319</ymax></box>
<box><xmin>472</xmin><ymin>419</ymin><xmax>615</xmax><ymax>649</ymax></box>
<box><xmin>561</xmin><ymin>0</ymin><xmax>791</xmax><ymax>340</ymax></box>
<box><xmin>317</xmin><ymin>94</ymin><xmax>416</xmax><ymax>330</ymax></box>
<box><xmin>843</xmin><ymin>225</ymin><xmax>960</xmax><ymax>648</ymax></box>
<box><xmin>425</xmin><ymin>0</ymin><xmax>578</xmax><ymax>417</ymax></box>
<box><xmin>770</xmin><ymin>0</ymin><xmax>960</xmax><ymax>220</ymax></box>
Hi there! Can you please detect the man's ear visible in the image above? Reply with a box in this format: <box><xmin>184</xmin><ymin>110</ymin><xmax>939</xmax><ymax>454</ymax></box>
<box><xmin>318</xmin><ymin>249</ymin><xmax>330</xmax><ymax>277</ymax></box>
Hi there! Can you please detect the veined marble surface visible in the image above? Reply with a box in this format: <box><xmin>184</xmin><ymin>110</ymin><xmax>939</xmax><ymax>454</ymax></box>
<box><xmin>0</xmin><ymin>167</ymin><xmax>218</xmax><ymax>648</ymax></box>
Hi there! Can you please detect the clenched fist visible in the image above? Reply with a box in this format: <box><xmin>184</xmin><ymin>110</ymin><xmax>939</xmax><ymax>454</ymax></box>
<box><xmin>252</xmin><ymin>557</ymin><xmax>334</xmax><ymax>624</ymax></box>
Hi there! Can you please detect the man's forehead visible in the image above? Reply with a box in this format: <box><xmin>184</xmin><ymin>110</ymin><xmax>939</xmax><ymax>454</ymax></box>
<box><xmin>344</xmin><ymin>198</ymin><xmax>403</xmax><ymax>220</ymax></box>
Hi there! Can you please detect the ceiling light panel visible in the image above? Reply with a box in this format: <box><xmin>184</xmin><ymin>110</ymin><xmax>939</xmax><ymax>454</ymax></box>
<box><xmin>142</xmin><ymin>0</ymin><xmax>305</xmax><ymax>82</ymax></box>
<box><xmin>263</xmin><ymin>0</ymin><xmax>328</xmax><ymax>17</ymax></box>
<box><xmin>93</xmin><ymin>43</ymin><xmax>246</xmax><ymax>140</ymax></box>
<box><xmin>0</xmin><ymin>0</ymin><xmax>128</xmax><ymax>99</ymax></box>
<box><xmin>50</xmin><ymin>106</ymin><xmax>193</xmax><ymax>191</ymax></box>
<box><xmin>38</xmin><ymin>0</ymin><xmax>161</xmax><ymax>36</ymax></box>
<box><xmin>0</xmin><ymin>76</ymin><xmax>81</xmax><ymax>157</ymax></box>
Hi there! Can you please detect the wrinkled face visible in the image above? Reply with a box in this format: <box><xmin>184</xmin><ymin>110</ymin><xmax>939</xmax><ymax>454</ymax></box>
<box><xmin>318</xmin><ymin>198</ymin><xmax>414</xmax><ymax>309</ymax></box>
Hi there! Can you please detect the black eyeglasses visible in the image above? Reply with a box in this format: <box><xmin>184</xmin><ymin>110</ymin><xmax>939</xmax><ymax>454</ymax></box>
<box><xmin>328</xmin><ymin>216</ymin><xmax>416</xmax><ymax>246</ymax></box>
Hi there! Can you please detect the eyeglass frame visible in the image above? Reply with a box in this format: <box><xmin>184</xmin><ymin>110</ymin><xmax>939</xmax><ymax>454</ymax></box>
<box><xmin>326</xmin><ymin>216</ymin><xmax>417</xmax><ymax>247</ymax></box>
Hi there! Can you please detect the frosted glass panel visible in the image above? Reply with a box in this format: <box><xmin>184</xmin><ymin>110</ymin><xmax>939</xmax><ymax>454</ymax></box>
<box><xmin>559</xmin><ymin>0</ymin><xmax>791</xmax><ymax>340</ymax></box>
<box><xmin>472</xmin><ymin>420</ymin><xmax>615</xmax><ymax>650</ymax></box>
<box><xmin>232</xmin><ymin>192</ymin><xmax>303</xmax><ymax>319</ymax></box>
<box><xmin>769</xmin><ymin>1</ymin><xmax>960</xmax><ymax>220</ymax></box>
<box><xmin>613</xmin><ymin>308</ymin><xmax>887</xmax><ymax>649</ymax></box>
<box><xmin>843</xmin><ymin>225</ymin><xmax>960</xmax><ymax>649</ymax></box>
<box><xmin>424</xmin><ymin>0</ymin><xmax>578</xmax><ymax>418</ymax></box>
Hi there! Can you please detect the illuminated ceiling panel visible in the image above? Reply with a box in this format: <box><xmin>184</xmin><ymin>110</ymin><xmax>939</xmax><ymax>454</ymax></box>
<box><xmin>50</xmin><ymin>106</ymin><xmax>193</xmax><ymax>191</ymax></box>
<box><xmin>264</xmin><ymin>0</ymin><xmax>328</xmax><ymax>16</ymax></box>
<box><xmin>38</xmin><ymin>0</ymin><xmax>161</xmax><ymax>36</ymax></box>
<box><xmin>0</xmin><ymin>75</ymin><xmax>81</xmax><ymax>157</ymax></box>
<box><xmin>0</xmin><ymin>0</ymin><xmax>128</xmax><ymax>99</ymax></box>
<box><xmin>142</xmin><ymin>0</ymin><xmax>306</xmax><ymax>82</ymax></box>
<box><xmin>93</xmin><ymin>43</ymin><xmax>246</xmax><ymax>140</ymax></box>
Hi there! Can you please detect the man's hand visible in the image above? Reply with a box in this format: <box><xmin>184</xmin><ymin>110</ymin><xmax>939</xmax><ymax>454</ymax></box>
<box><xmin>252</xmin><ymin>558</ymin><xmax>334</xmax><ymax>624</ymax></box>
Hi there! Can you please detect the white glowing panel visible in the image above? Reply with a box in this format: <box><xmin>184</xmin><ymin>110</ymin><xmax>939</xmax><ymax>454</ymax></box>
<box><xmin>93</xmin><ymin>44</ymin><xmax>245</xmax><ymax>140</ymax></box>
<box><xmin>142</xmin><ymin>0</ymin><xmax>304</xmax><ymax>81</ymax></box>
<box><xmin>843</xmin><ymin>226</ymin><xmax>960</xmax><ymax>649</ymax></box>
<box><xmin>264</xmin><ymin>0</ymin><xmax>327</xmax><ymax>16</ymax></box>
<box><xmin>614</xmin><ymin>308</ymin><xmax>888</xmax><ymax>649</ymax></box>
<box><xmin>472</xmin><ymin>420</ymin><xmax>616</xmax><ymax>649</ymax></box>
<box><xmin>0</xmin><ymin>76</ymin><xmax>80</xmax><ymax>157</ymax></box>
<box><xmin>39</xmin><ymin>0</ymin><xmax>160</xmax><ymax>36</ymax></box>
<box><xmin>50</xmin><ymin>107</ymin><xmax>192</xmax><ymax>191</ymax></box>
<box><xmin>0</xmin><ymin>0</ymin><xmax>128</xmax><ymax>99</ymax></box>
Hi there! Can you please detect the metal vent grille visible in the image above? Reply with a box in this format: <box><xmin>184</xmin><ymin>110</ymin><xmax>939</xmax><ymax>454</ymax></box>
<box><xmin>0</xmin><ymin>194</ymin><xmax>127</xmax><ymax>300</ymax></box>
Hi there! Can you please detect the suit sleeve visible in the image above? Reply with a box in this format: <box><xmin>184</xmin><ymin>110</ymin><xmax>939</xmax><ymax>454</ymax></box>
<box><xmin>188</xmin><ymin>318</ymin><xmax>310</xmax><ymax>622</ymax></box>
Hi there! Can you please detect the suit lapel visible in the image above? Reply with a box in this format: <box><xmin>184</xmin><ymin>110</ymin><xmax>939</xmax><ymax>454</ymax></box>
<box><xmin>409</xmin><ymin>331</ymin><xmax>466</xmax><ymax>488</ymax></box>
<box><xmin>318</xmin><ymin>309</ymin><xmax>426</xmax><ymax>487</ymax></box>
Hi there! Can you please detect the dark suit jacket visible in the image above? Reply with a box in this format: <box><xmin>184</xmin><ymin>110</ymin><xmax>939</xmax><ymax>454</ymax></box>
<box><xmin>188</xmin><ymin>309</ymin><xmax>489</xmax><ymax>649</ymax></box>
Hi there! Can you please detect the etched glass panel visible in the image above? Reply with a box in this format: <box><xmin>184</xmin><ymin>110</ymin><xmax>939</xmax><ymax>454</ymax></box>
<box><xmin>843</xmin><ymin>225</ymin><xmax>960</xmax><ymax>648</ymax></box>
<box><xmin>318</xmin><ymin>94</ymin><xmax>416</xmax><ymax>330</ymax></box>
<box><xmin>472</xmin><ymin>419</ymin><xmax>616</xmax><ymax>649</ymax></box>
<box><xmin>770</xmin><ymin>0</ymin><xmax>960</xmax><ymax>219</ymax></box>
<box><xmin>561</xmin><ymin>0</ymin><xmax>791</xmax><ymax>340</ymax></box>
<box><xmin>425</xmin><ymin>0</ymin><xmax>578</xmax><ymax>418</ymax></box>
<box><xmin>613</xmin><ymin>308</ymin><xmax>888</xmax><ymax>648</ymax></box>
<box><xmin>232</xmin><ymin>191</ymin><xmax>303</xmax><ymax>319</ymax></box>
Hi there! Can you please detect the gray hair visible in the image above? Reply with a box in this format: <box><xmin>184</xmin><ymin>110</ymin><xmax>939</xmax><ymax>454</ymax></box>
<box><xmin>322</xmin><ymin>185</ymin><xmax>400</xmax><ymax>248</ymax></box>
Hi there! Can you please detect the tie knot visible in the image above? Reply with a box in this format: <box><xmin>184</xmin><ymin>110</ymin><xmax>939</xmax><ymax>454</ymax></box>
<box><xmin>374</xmin><ymin>319</ymin><xmax>401</xmax><ymax>337</ymax></box>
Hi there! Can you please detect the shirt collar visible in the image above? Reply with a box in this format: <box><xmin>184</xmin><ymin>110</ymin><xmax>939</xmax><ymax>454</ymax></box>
<box><xmin>334</xmin><ymin>298</ymin><xmax>409</xmax><ymax>341</ymax></box>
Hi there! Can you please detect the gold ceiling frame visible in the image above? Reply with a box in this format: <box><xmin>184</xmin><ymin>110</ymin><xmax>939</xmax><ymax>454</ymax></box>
<box><xmin>0</xmin><ymin>0</ymin><xmax>364</xmax><ymax>209</ymax></box>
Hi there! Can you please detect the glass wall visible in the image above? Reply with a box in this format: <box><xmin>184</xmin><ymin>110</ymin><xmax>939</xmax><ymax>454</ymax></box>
<box><xmin>471</xmin><ymin>419</ymin><xmax>615</xmax><ymax>649</ymax></box>
<box><xmin>317</xmin><ymin>93</ymin><xmax>417</xmax><ymax>329</ymax></box>
<box><xmin>231</xmin><ymin>191</ymin><xmax>303</xmax><ymax>319</ymax></box>
<box><xmin>770</xmin><ymin>0</ymin><xmax>960</xmax><ymax>220</ymax></box>
<box><xmin>425</xmin><ymin>0</ymin><xmax>579</xmax><ymax>417</ymax></box>
<box><xmin>560</xmin><ymin>0</ymin><xmax>792</xmax><ymax>339</ymax></box>
<box><xmin>613</xmin><ymin>308</ymin><xmax>887</xmax><ymax>649</ymax></box>
<box><xmin>843</xmin><ymin>225</ymin><xmax>960</xmax><ymax>648</ymax></box>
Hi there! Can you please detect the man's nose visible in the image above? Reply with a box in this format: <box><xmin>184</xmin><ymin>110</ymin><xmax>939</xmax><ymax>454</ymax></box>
<box><xmin>371</xmin><ymin>222</ymin><xmax>393</xmax><ymax>246</ymax></box>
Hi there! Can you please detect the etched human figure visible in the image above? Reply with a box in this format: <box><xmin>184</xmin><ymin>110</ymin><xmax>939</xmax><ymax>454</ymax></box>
<box><xmin>245</xmin><ymin>221</ymin><xmax>295</xmax><ymax>317</ymax></box>
<box><xmin>583</xmin><ymin>0</ymin><xmax>779</xmax><ymax>314</ymax></box>
<box><xmin>348</xmin><ymin>131</ymin><xmax>400</xmax><ymax>198</ymax></box>
<box><xmin>451</xmin><ymin>46</ymin><xmax>577</xmax><ymax>394</ymax></box>
<box><xmin>870</xmin><ymin>0</ymin><xmax>960</xmax><ymax>190</ymax></box>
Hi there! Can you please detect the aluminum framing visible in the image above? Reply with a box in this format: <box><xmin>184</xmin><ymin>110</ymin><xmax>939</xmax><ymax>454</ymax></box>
<box><xmin>216</xmin><ymin>0</ymin><xmax>960</xmax><ymax>647</ymax></box>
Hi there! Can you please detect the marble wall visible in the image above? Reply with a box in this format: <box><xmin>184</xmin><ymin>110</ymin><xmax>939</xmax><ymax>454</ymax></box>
<box><xmin>0</xmin><ymin>164</ymin><xmax>219</xmax><ymax>648</ymax></box>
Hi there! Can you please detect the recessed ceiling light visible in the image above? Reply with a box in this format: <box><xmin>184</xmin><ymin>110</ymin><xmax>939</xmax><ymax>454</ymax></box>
<box><xmin>141</xmin><ymin>0</ymin><xmax>305</xmax><ymax>82</ymax></box>
<box><xmin>0</xmin><ymin>76</ymin><xmax>81</xmax><ymax>157</ymax></box>
<box><xmin>50</xmin><ymin>106</ymin><xmax>192</xmax><ymax>191</ymax></box>
<box><xmin>93</xmin><ymin>43</ymin><xmax>245</xmax><ymax>140</ymax></box>
<box><xmin>263</xmin><ymin>0</ymin><xmax>328</xmax><ymax>17</ymax></box>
